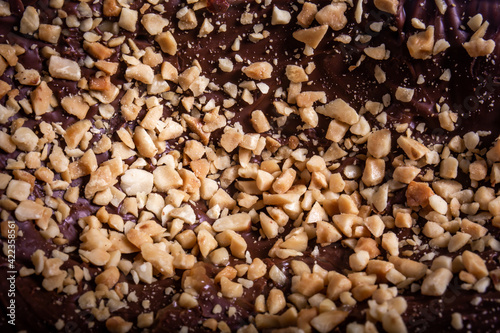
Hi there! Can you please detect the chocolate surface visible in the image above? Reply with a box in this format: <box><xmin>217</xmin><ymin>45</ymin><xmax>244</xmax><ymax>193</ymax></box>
<box><xmin>0</xmin><ymin>0</ymin><xmax>500</xmax><ymax>332</ymax></box>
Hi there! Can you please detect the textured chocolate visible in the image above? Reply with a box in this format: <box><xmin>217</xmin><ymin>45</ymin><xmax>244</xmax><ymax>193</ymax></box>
<box><xmin>0</xmin><ymin>0</ymin><xmax>500</xmax><ymax>332</ymax></box>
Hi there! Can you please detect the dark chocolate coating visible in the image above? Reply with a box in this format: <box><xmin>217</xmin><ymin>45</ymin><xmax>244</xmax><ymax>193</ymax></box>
<box><xmin>1</xmin><ymin>0</ymin><xmax>500</xmax><ymax>332</ymax></box>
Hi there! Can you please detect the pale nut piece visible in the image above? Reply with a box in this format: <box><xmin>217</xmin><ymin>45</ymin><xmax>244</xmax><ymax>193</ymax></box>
<box><xmin>285</xmin><ymin>65</ymin><xmax>308</xmax><ymax>83</ymax></box>
<box><xmin>176</xmin><ymin>7</ymin><xmax>197</xmax><ymax>30</ymax></box>
<box><xmin>242</xmin><ymin>62</ymin><xmax>273</xmax><ymax>80</ymax></box>
<box><xmin>197</xmin><ymin>229</ymin><xmax>218</xmax><ymax>258</ymax></box>
<box><xmin>178</xmin><ymin>66</ymin><xmax>201</xmax><ymax>91</ymax></box>
<box><xmin>95</xmin><ymin>60</ymin><xmax>119</xmax><ymax>75</ymax></box>
<box><xmin>293</xmin><ymin>25</ymin><xmax>328</xmax><ymax>49</ymax></box>
<box><xmin>141</xmin><ymin>13</ymin><xmax>169</xmax><ymax>35</ymax></box>
<box><xmin>316</xmin><ymin>98</ymin><xmax>359</xmax><ymax>125</ymax></box>
<box><xmin>272</xmin><ymin>168</ymin><xmax>296</xmax><ymax>194</ymax></box>
<box><xmin>299</xmin><ymin>107</ymin><xmax>319</xmax><ymax>127</ymax></box>
<box><xmin>428</xmin><ymin>194</ymin><xmax>448</xmax><ymax>215</ymax></box>
<box><xmin>394</xmin><ymin>212</ymin><xmax>414</xmax><ymax>228</ymax></box>
<box><xmin>367</xmin><ymin>129</ymin><xmax>391</xmax><ymax>158</ymax></box>
<box><xmin>382</xmin><ymin>309</ymin><xmax>407</xmax><ymax>333</ymax></box>
<box><xmin>220</xmin><ymin>276</ymin><xmax>243</xmax><ymax>298</ymax></box>
<box><xmin>463</xmin><ymin>38</ymin><xmax>495</xmax><ymax>57</ymax></box>
<box><xmin>297</xmin><ymin>2</ymin><xmax>318</xmax><ymax>28</ymax></box>
<box><xmin>306</xmin><ymin>155</ymin><xmax>326</xmax><ymax>172</ymax></box>
<box><xmin>462</xmin><ymin>250</ymin><xmax>488</xmax><ymax>279</ymax></box>
<box><xmin>136</xmin><ymin>220</ymin><xmax>166</xmax><ymax>237</ymax></box>
<box><xmin>280</xmin><ymin>227</ymin><xmax>308</xmax><ymax>252</ymax></box>
<box><xmin>349</xmin><ymin>250</ymin><xmax>370</xmax><ymax>271</ymax></box>
<box><xmin>382</xmin><ymin>232</ymin><xmax>399</xmax><ymax>256</ymax></box>
<box><xmin>161</xmin><ymin>62</ymin><xmax>179</xmax><ymax>83</ymax></box>
<box><xmin>439</xmin><ymin>111</ymin><xmax>457</xmax><ymax>131</ymax></box>
<box><xmin>266</xmin><ymin>288</ymin><xmax>286</xmax><ymax>315</ymax></box>
<box><xmin>95</xmin><ymin>266</ymin><xmax>120</xmax><ymax>289</ymax></box>
<box><xmin>84</xmin><ymin>165</ymin><xmax>114</xmax><ymax>199</ymax></box>
<box><xmin>350</xmin><ymin>116</ymin><xmax>370</xmax><ymax>136</ymax></box>
<box><xmin>397</xmin><ymin>136</ymin><xmax>429</xmax><ymax>160</ymax></box>
<box><xmin>247</xmin><ymin>258</ymin><xmax>267</xmax><ymax>280</ymax></box>
<box><xmin>15</xmin><ymin>200</ymin><xmax>47</xmax><ymax>221</ymax></box>
<box><xmin>407</xmin><ymin>26</ymin><xmax>435</xmax><ymax>60</ymax></box>
<box><xmin>251</xmin><ymin>110</ymin><xmax>271</xmax><ymax>133</ymax></box>
<box><xmin>178</xmin><ymin>292</ymin><xmax>198</xmax><ymax>309</ymax></box>
<box><xmin>31</xmin><ymin>81</ymin><xmax>53</xmax><ymax>115</ymax></box>
<box><xmin>78</xmin><ymin>291</ymin><xmax>97</xmax><ymax>310</ymax></box>
<box><xmin>20</xmin><ymin>6</ymin><xmax>39</xmax><ymax>34</ymax></box>
<box><xmin>118</xmin><ymin>8</ymin><xmax>138</xmax><ymax>32</ymax></box>
<box><xmin>395</xmin><ymin>87</ymin><xmax>415</xmax><ymax>102</ymax></box>
<box><xmin>393</xmin><ymin>166</ymin><xmax>421</xmax><ymax>184</ymax></box>
<box><xmin>61</xmin><ymin>95</ymin><xmax>90</xmax><ymax>120</ymax></box>
<box><xmin>268</xmin><ymin>265</ymin><xmax>286</xmax><ymax>286</ymax></box>
<box><xmin>292</xmin><ymin>273</ymin><xmax>325</xmax><ymax>298</ymax></box>
<box><xmin>83</xmin><ymin>41</ymin><xmax>114</xmax><ymax>60</ymax></box>
<box><xmin>80</xmin><ymin>248</ymin><xmax>110</xmax><ymax>266</ymax></box>
<box><xmin>325</xmin><ymin>120</ymin><xmax>349</xmax><ymax>142</ymax></box>
<box><xmin>356</xmin><ymin>238</ymin><xmax>381</xmax><ymax>259</ymax></box>
<box><xmin>374</xmin><ymin>0</ymin><xmax>399</xmax><ymax>15</ymax></box>
<box><xmin>156</xmin><ymin>31</ymin><xmax>177</xmax><ymax>56</ymax></box>
<box><xmin>296</xmin><ymin>91</ymin><xmax>326</xmax><ymax>108</ymax></box>
<box><xmin>106</xmin><ymin>316</ymin><xmax>133</xmax><ymax>333</ymax></box>
<box><xmin>474</xmin><ymin>186</ymin><xmax>495</xmax><ymax>210</ymax></box>
<box><xmin>216</xmin><ymin>230</ymin><xmax>247</xmax><ymax>259</ymax></box>
<box><xmin>488</xmin><ymin>197</ymin><xmax>500</xmax><ymax>216</ymax></box>
<box><xmin>337</xmin><ymin>194</ymin><xmax>359</xmax><ymax>215</ymax></box>
<box><xmin>315</xmin><ymin>3</ymin><xmax>347</xmax><ymax>31</ymax></box>
<box><xmin>35</xmin><ymin>167</ymin><xmax>54</xmax><ymax>183</ymax></box>
<box><xmin>469</xmin><ymin>160</ymin><xmax>487</xmax><ymax>181</ymax></box>
<box><xmin>486</xmin><ymin>140</ymin><xmax>500</xmax><ymax>162</ymax></box>
<box><xmin>214</xmin><ymin>266</ymin><xmax>237</xmax><ymax>284</ymax></box>
<box><xmin>126</xmin><ymin>228</ymin><xmax>153</xmax><ymax>249</ymax></box>
<box><xmin>64</xmin><ymin>119</ymin><xmax>92</xmax><ymax>149</ymax></box>
<box><xmin>80</xmin><ymin>228</ymin><xmax>112</xmax><ymax>251</ymax></box>
<box><xmin>209</xmin><ymin>189</ymin><xmax>236</xmax><ymax>210</ymax></box>
<box><xmin>447</xmin><ymin>232</ymin><xmax>471</xmax><ymax>252</ymax></box>
<box><xmin>310</xmin><ymin>310</ymin><xmax>349</xmax><ymax>333</ymax></box>
<box><xmin>421</xmin><ymin>268</ymin><xmax>453</xmax><ymax>296</ymax></box>
<box><xmin>220</xmin><ymin>128</ymin><xmax>244</xmax><ymax>153</ymax></box>
<box><xmin>141</xmin><ymin>243</ymin><xmax>174</xmax><ymax>277</ymax></box>
<box><xmin>333</xmin><ymin>214</ymin><xmax>361</xmax><ymax>238</ymax></box>
<box><xmin>271</xmin><ymin>6</ymin><xmax>291</xmax><ymax>25</ymax></box>
<box><xmin>158</xmin><ymin>118</ymin><xmax>183</xmax><ymax>141</ymax></box>
<box><xmin>352</xmin><ymin>284</ymin><xmax>377</xmax><ymax>302</ymax></box>
<box><xmin>11</xmin><ymin>127</ymin><xmax>38</xmax><ymax>152</ymax></box>
<box><xmin>326</xmin><ymin>272</ymin><xmax>352</xmax><ymax>300</ymax></box>
<box><xmin>125</xmin><ymin>64</ymin><xmax>154</xmax><ymax>84</ymax></box>
<box><xmin>461</xmin><ymin>219</ymin><xmax>487</xmax><ymax>240</ymax></box>
<box><xmin>362</xmin><ymin>158</ymin><xmax>385</xmax><ymax>187</ymax></box>
<box><xmin>6</xmin><ymin>179</ymin><xmax>31</xmax><ymax>201</ymax></box>
<box><xmin>120</xmin><ymin>169</ymin><xmax>154</xmax><ymax>196</ymax></box>
<box><xmin>364</xmin><ymin>215</ymin><xmax>385</xmax><ymax>238</ymax></box>
<box><xmin>212</xmin><ymin>213</ymin><xmax>251</xmax><ymax>232</ymax></box>
<box><xmin>315</xmin><ymin>221</ymin><xmax>341</xmax><ymax>246</ymax></box>
<box><xmin>388</xmin><ymin>256</ymin><xmax>427</xmax><ymax>280</ymax></box>
<box><xmin>364</xmin><ymin>44</ymin><xmax>388</xmax><ymax>60</ymax></box>
<box><xmin>406</xmin><ymin>181</ymin><xmax>434</xmax><ymax>207</ymax></box>
<box><xmin>15</xmin><ymin>68</ymin><xmax>40</xmax><ymax>86</ymax></box>
<box><xmin>451</xmin><ymin>313</ymin><xmax>464</xmax><ymax>331</ymax></box>
<box><xmin>440</xmin><ymin>156</ymin><xmax>458</xmax><ymax>179</ymax></box>
<box><xmin>422</xmin><ymin>221</ymin><xmax>444</xmax><ymax>239</ymax></box>
<box><xmin>48</xmin><ymin>55</ymin><xmax>81</xmax><ymax>81</ymax></box>
<box><xmin>133</xmin><ymin>126</ymin><xmax>157</xmax><ymax>158</ymax></box>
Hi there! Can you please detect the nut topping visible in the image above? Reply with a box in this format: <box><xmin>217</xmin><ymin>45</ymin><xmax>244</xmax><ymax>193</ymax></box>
<box><xmin>1</xmin><ymin>1</ymin><xmax>499</xmax><ymax>332</ymax></box>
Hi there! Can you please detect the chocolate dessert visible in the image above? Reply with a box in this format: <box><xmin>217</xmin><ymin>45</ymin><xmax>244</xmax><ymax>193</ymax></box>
<box><xmin>0</xmin><ymin>0</ymin><xmax>500</xmax><ymax>332</ymax></box>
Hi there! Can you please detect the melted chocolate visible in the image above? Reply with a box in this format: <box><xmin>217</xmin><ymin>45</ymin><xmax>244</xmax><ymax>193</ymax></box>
<box><xmin>1</xmin><ymin>0</ymin><xmax>500</xmax><ymax>332</ymax></box>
